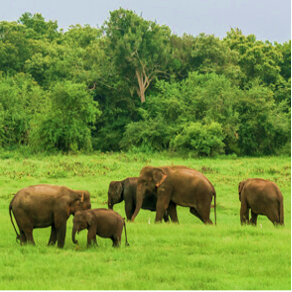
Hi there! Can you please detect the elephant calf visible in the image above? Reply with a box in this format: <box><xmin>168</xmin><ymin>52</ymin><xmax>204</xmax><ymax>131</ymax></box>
<box><xmin>238</xmin><ymin>178</ymin><xmax>284</xmax><ymax>226</ymax></box>
<box><xmin>9</xmin><ymin>184</ymin><xmax>91</xmax><ymax>248</ymax></box>
<box><xmin>72</xmin><ymin>208</ymin><xmax>129</xmax><ymax>247</ymax></box>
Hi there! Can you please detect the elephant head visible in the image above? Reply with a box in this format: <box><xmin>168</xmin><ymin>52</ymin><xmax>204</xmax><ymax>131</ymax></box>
<box><xmin>66</xmin><ymin>190</ymin><xmax>91</xmax><ymax>217</ymax></box>
<box><xmin>69</xmin><ymin>191</ymin><xmax>91</xmax><ymax>216</ymax></box>
<box><xmin>108</xmin><ymin>181</ymin><xmax>124</xmax><ymax>209</ymax></box>
<box><xmin>238</xmin><ymin>180</ymin><xmax>247</xmax><ymax>201</ymax></box>
<box><xmin>72</xmin><ymin>211</ymin><xmax>94</xmax><ymax>244</ymax></box>
<box><xmin>131</xmin><ymin>166</ymin><xmax>167</xmax><ymax>222</ymax></box>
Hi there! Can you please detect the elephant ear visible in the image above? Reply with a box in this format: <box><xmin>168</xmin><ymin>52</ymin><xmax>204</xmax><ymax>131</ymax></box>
<box><xmin>74</xmin><ymin>192</ymin><xmax>84</xmax><ymax>205</ymax></box>
<box><xmin>115</xmin><ymin>181</ymin><xmax>123</xmax><ymax>199</ymax></box>
<box><xmin>153</xmin><ymin>168</ymin><xmax>167</xmax><ymax>188</ymax></box>
<box><xmin>238</xmin><ymin>180</ymin><xmax>246</xmax><ymax>194</ymax></box>
<box><xmin>86</xmin><ymin>212</ymin><xmax>94</xmax><ymax>226</ymax></box>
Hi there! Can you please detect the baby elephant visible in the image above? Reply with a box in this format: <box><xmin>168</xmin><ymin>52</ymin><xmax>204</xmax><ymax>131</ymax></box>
<box><xmin>72</xmin><ymin>208</ymin><xmax>129</xmax><ymax>247</ymax></box>
<box><xmin>238</xmin><ymin>178</ymin><xmax>284</xmax><ymax>226</ymax></box>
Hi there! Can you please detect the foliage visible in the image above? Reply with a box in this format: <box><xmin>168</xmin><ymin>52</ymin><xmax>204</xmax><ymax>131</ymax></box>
<box><xmin>103</xmin><ymin>8</ymin><xmax>172</xmax><ymax>102</ymax></box>
<box><xmin>0</xmin><ymin>11</ymin><xmax>290</xmax><ymax>156</ymax></box>
<box><xmin>0</xmin><ymin>73</ymin><xmax>47</xmax><ymax>148</ymax></box>
<box><xmin>121</xmin><ymin>69</ymin><xmax>291</xmax><ymax>156</ymax></box>
<box><xmin>224</xmin><ymin>28</ymin><xmax>283</xmax><ymax>86</ymax></box>
<box><xmin>236</xmin><ymin>81</ymin><xmax>290</xmax><ymax>155</ymax></box>
<box><xmin>30</xmin><ymin>82</ymin><xmax>101</xmax><ymax>152</ymax></box>
<box><xmin>172</xmin><ymin>121</ymin><xmax>225</xmax><ymax>156</ymax></box>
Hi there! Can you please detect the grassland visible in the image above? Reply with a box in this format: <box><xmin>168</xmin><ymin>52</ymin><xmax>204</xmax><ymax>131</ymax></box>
<box><xmin>0</xmin><ymin>152</ymin><xmax>290</xmax><ymax>290</ymax></box>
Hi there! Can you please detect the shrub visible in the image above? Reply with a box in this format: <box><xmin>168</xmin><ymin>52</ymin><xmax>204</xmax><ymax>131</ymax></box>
<box><xmin>171</xmin><ymin>121</ymin><xmax>225</xmax><ymax>156</ymax></box>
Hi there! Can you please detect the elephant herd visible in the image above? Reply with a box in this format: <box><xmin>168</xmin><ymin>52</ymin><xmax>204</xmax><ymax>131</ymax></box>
<box><xmin>9</xmin><ymin>164</ymin><xmax>284</xmax><ymax>249</ymax></box>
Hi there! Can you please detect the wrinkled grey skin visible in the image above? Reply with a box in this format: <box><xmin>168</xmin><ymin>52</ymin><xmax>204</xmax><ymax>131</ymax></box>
<box><xmin>107</xmin><ymin>177</ymin><xmax>170</xmax><ymax>222</ymax></box>
<box><xmin>131</xmin><ymin>165</ymin><xmax>216</xmax><ymax>224</ymax></box>
<box><xmin>72</xmin><ymin>208</ymin><xmax>129</xmax><ymax>247</ymax></box>
<box><xmin>9</xmin><ymin>184</ymin><xmax>91</xmax><ymax>248</ymax></box>
<box><xmin>238</xmin><ymin>178</ymin><xmax>284</xmax><ymax>226</ymax></box>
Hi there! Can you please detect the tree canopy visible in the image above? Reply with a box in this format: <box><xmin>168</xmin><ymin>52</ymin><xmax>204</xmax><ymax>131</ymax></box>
<box><xmin>0</xmin><ymin>10</ymin><xmax>290</xmax><ymax>156</ymax></box>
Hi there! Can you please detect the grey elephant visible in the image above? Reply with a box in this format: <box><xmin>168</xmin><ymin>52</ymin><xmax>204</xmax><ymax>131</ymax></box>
<box><xmin>107</xmin><ymin>177</ymin><xmax>171</xmax><ymax>222</ymax></box>
<box><xmin>131</xmin><ymin>165</ymin><xmax>216</xmax><ymax>224</ymax></box>
<box><xmin>238</xmin><ymin>178</ymin><xmax>284</xmax><ymax>226</ymax></box>
<box><xmin>9</xmin><ymin>184</ymin><xmax>91</xmax><ymax>248</ymax></box>
<box><xmin>72</xmin><ymin>208</ymin><xmax>129</xmax><ymax>247</ymax></box>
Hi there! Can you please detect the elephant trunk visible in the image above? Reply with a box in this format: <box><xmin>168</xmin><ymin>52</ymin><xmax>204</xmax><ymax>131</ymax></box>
<box><xmin>131</xmin><ymin>186</ymin><xmax>144</xmax><ymax>222</ymax></box>
<box><xmin>108</xmin><ymin>199</ymin><xmax>113</xmax><ymax>210</ymax></box>
<box><xmin>72</xmin><ymin>226</ymin><xmax>78</xmax><ymax>244</ymax></box>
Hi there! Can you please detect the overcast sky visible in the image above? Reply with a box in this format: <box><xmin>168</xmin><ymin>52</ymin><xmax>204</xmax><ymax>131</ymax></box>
<box><xmin>1</xmin><ymin>0</ymin><xmax>291</xmax><ymax>43</ymax></box>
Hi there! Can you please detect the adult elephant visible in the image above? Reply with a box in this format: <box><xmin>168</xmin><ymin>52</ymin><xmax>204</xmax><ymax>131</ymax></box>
<box><xmin>238</xmin><ymin>178</ymin><xmax>284</xmax><ymax>226</ymax></box>
<box><xmin>131</xmin><ymin>165</ymin><xmax>216</xmax><ymax>224</ymax></box>
<box><xmin>107</xmin><ymin>177</ymin><xmax>171</xmax><ymax>222</ymax></box>
<box><xmin>9</xmin><ymin>184</ymin><xmax>91</xmax><ymax>248</ymax></box>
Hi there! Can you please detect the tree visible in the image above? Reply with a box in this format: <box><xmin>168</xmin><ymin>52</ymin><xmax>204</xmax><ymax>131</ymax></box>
<box><xmin>31</xmin><ymin>82</ymin><xmax>101</xmax><ymax>152</ymax></box>
<box><xmin>224</xmin><ymin>28</ymin><xmax>283</xmax><ymax>86</ymax></box>
<box><xmin>0</xmin><ymin>21</ymin><xmax>33</xmax><ymax>74</ymax></box>
<box><xmin>276</xmin><ymin>40</ymin><xmax>291</xmax><ymax>81</ymax></box>
<box><xmin>0</xmin><ymin>73</ymin><xmax>47</xmax><ymax>147</ymax></box>
<box><xmin>18</xmin><ymin>12</ymin><xmax>60</xmax><ymax>41</ymax></box>
<box><xmin>103</xmin><ymin>8</ymin><xmax>172</xmax><ymax>102</ymax></box>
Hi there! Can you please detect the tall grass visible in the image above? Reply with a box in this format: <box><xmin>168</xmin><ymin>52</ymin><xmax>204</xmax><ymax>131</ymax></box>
<box><xmin>0</xmin><ymin>152</ymin><xmax>290</xmax><ymax>290</ymax></box>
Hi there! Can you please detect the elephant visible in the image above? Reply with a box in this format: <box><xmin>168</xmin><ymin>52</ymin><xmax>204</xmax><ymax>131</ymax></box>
<box><xmin>72</xmin><ymin>208</ymin><xmax>129</xmax><ymax>247</ymax></box>
<box><xmin>238</xmin><ymin>178</ymin><xmax>284</xmax><ymax>226</ymax></box>
<box><xmin>131</xmin><ymin>165</ymin><xmax>216</xmax><ymax>224</ymax></box>
<box><xmin>9</xmin><ymin>184</ymin><xmax>91</xmax><ymax>248</ymax></box>
<box><xmin>107</xmin><ymin>177</ymin><xmax>171</xmax><ymax>222</ymax></box>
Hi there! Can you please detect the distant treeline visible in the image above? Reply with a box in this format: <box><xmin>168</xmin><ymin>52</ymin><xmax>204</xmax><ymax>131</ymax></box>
<box><xmin>0</xmin><ymin>9</ymin><xmax>290</xmax><ymax>156</ymax></box>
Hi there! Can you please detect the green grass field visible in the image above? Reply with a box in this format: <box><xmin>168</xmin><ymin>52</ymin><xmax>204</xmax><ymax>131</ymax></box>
<box><xmin>0</xmin><ymin>152</ymin><xmax>290</xmax><ymax>290</ymax></box>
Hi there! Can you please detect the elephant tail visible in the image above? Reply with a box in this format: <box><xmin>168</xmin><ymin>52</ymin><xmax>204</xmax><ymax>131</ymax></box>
<box><xmin>206</xmin><ymin>177</ymin><xmax>217</xmax><ymax>225</ymax></box>
<box><xmin>9</xmin><ymin>198</ymin><xmax>20</xmax><ymax>242</ymax></box>
<box><xmin>279</xmin><ymin>196</ymin><xmax>284</xmax><ymax>225</ymax></box>
<box><xmin>213</xmin><ymin>190</ymin><xmax>217</xmax><ymax>225</ymax></box>
<box><xmin>123</xmin><ymin>218</ymin><xmax>130</xmax><ymax>247</ymax></box>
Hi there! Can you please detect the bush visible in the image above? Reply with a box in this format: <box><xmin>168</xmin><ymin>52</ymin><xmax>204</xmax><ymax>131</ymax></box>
<box><xmin>120</xmin><ymin>116</ymin><xmax>176</xmax><ymax>152</ymax></box>
<box><xmin>171</xmin><ymin>121</ymin><xmax>225</xmax><ymax>156</ymax></box>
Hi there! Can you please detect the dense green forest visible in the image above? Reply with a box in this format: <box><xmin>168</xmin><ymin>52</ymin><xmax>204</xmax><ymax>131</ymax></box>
<box><xmin>0</xmin><ymin>9</ymin><xmax>290</xmax><ymax>156</ymax></box>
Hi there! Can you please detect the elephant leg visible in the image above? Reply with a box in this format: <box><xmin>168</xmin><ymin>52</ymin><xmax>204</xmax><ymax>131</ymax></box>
<box><xmin>23</xmin><ymin>228</ymin><xmax>35</xmax><ymax>245</ymax></box>
<box><xmin>197</xmin><ymin>202</ymin><xmax>213</xmax><ymax>225</ymax></box>
<box><xmin>16</xmin><ymin>216</ymin><xmax>33</xmax><ymax>245</ymax></box>
<box><xmin>250</xmin><ymin>210</ymin><xmax>258</xmax><ymax>226</ymax></box>
<box><xmin>189</xmin><ymin>207</ymin><xmax>212</xmax><ymax>224</ymax></box>
<box><xmin>111</xmin><ymin>235</ymin><xmax>121</xmax><ymax>247</ymax></box>
<box><xmin>48</xmin><ymin>226</ymin><xmax>57</xmax><ymax>245</ymax></box>
<box><xmin>87</xmin><ymin>225</ymin><xmax>97</xmax><ymax>247</ymax></box>
<box><xmin>20</xmin><ymin>230</ymin><xmax>27</xmax><ymax>245</ymax></box>
<box><xmin>92</xmin><ymin>235</ymin><xmax>98</xmax><ymax>246</ymax></box>
<box><xmin>163</xmin><ymin>211</ymin><xmax>169</xmax><ymax>222</ymax></box>
<box><xmin>240</xmin><ymin>202</ymin><xmax>249</xmax><ymax>225</ymax></box>
<box><xmin>167</xmin><ymin>202</ymin><xmax>179</xmax><ymax>223</ymax></box>
<box><xmin>56</xmin><ymin>223</ymin><xmax>66</xmax><ymax>248</ymax></box>
<box><xmin>87</xmin><ymin>237</ymin><xmax>98</xmax><ymax>248</ymax></box>
<box><xmin>155</xmin><ymin>196</ymin><xmax>171</xmax><ymax>223</ymax></box>
<box><xmin>125</xmin><ymin>202</ymin><xmax>134</xmax><ymax>221</ymax></box>
<box><xmin>190</xmin><ymin>207</ymin><xmax>213</xmax><ymax>225</ymax></box>
<box><xmin>190</xmin><ymin>207</ymin><xmax>202</xmax><ymax>221</ymax></box>
<box><xmin>266</xmin><ymin>207</ymin><xmax>280</xmax><ymax>225</ymax></box>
